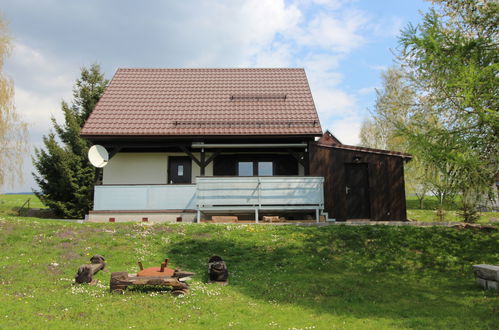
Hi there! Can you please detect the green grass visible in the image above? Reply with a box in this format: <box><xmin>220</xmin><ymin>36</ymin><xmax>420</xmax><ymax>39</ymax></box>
<box><xmin>0</xmin><ymin>217</ymin><xmax>497</xmax><ymax>329</ymax></box>
<box><xmin>0</xmin><ymin>194</ymin><xmax>45</xmax><ymax>216</ymax></box>
<box><xmin>406</xmin><ymin>195</ymin><xmax>497</xmax><ymax>223</ymax></box>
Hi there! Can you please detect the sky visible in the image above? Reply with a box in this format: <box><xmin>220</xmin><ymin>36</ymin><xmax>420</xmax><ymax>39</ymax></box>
<box><xmin>1</xmin><ymin>0</ymin><xmax>431</xmax><ymax>193</ymax></box>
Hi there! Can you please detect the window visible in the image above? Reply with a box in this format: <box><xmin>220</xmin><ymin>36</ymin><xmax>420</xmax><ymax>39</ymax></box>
<box><xmin>238</xmin><ymin>161</ymin><xmax>273</xmax><ymax>176</ymax></box>
<box><xmin>178</xmin><ymin>165</ymin><xmax>184</xmax><ymax>176</ymax></box>
<box><xmin>258</xmin><ymin>162</ymin><xmax>273</xmax><ymax>176</ymax></box>
<box><xmin>238</xmin><ymin>162</ymin><xmax>253</xmax><ymax>176</ymax></box>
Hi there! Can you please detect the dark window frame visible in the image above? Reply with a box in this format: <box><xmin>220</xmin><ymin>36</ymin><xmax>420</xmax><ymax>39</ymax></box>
<box><xmin>237</xmin><ymin>160</ymin><xmax>275</xmax><ymax>176</ymax></box>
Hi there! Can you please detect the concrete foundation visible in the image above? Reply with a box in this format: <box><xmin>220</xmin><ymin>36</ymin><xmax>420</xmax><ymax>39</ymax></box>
<box><xmin>88</xmin><ymin>211</ymin><xmax>197</xmax><ymax>223</ymax></box>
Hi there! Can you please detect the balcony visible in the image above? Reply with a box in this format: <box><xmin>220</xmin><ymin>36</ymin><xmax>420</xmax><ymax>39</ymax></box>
<box><xmin>93</xmin><ymin>176</ymin><xmax>324</xmax><ymax>222</ymax></box>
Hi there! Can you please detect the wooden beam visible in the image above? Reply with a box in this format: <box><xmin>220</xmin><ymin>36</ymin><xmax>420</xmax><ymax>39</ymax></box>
<box><xmin>179</xmin><ymin>145</ymin><xmax>202</xmax><ymax>167</ymax></box>
<box><xmin>108</xmin><ymin>146</ymin><xmax>123</xmax><ymax>159</ymax></box>
<box><xmin>288</xmin><ymin>148</ymin><xmax>305</xmax><ymax>166</ymax></box>
<box><xmin>204</xmin><ymin>149</ymin><xmax>221</xmax><ymax>167</ymax></box>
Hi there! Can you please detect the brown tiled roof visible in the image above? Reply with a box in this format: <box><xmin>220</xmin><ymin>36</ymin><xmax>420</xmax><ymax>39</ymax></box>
<box><xmin>317</xmin><ymin>130</ymin><xmax>342</xmax><ymax>146</ymax></box>
<box><xmin>81</xmin><ymin>68</ymin><xmax>322</xmax><ymax>137</ymax></box>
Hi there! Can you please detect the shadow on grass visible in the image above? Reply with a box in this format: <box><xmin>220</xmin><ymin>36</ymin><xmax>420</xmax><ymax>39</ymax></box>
<box><xmin>164</xmin><ymin>225</ymin><xmax>498</xmax><ymax>328</ymax></box>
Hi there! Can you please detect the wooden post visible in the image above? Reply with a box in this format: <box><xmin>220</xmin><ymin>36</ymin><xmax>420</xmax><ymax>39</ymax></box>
<box><xmin>304</xmin><ymin>142</ymin><xmax>310</xmax><ymax>175</ymax></box>
<box><xmin>200</xmin><ymin>147</ymin><xmax>206</xmax><ymax>176</ymax></box>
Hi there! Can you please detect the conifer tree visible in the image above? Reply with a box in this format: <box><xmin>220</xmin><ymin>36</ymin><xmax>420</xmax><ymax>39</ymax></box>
<box><xmin>33</xmin><ymin>64</ymin><xmax>108</xmax><ymax>218</ymax></box>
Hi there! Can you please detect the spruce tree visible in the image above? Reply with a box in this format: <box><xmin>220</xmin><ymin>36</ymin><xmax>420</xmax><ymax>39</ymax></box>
<box><xmin>33</xmin><ymin>64</ymin><xmax>108</xmax><ymax>218</ymax></box>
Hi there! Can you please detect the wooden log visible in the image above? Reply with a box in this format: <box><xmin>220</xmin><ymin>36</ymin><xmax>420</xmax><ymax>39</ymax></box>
<box><xmin>75</xmin><ymin>263</ymin><xmax>105</xmax><ymax>284</ymax></box>
<box><xmin>211</xmin><ymin>216</ymin><xmax>238</xmax><ymax>223</ymax></box>
<box><xmin>90</xmin><ymin>254</ymin><xmax>105</xmax><ymax>265</ymax></box>
<box><xmin>262</xmin><ymin>216</ymin><xmax>279</xmax><ymax>223</ymax></box>
<box><xmin>109</xmin><ymin>272</ymin><xmax>189</xmax><ymax>293</ymax></box>
<box><xmin>171</xmin><ymin>288</ymin><xmax>189</xmax><ymax>296</ymax></box>
<box><xmin>110</xmin><ymin>272</ymin><xmax>129</xmax><ymax>292</ymax></box>
<box><xmin>473</xmin><ymin>264</ymin><xmax>499</xmax><ymax>281</ymax></box>
<box><xmin>173</xmin><ymin>270</ymin><xmax>196</xmax><ymax>278</ymax></box>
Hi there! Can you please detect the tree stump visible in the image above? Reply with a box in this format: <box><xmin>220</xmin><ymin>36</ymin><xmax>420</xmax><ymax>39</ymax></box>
<box><xmin>208</xmin><ymin>256</ymin><xmax>229</xmax><ymax>285</ymax></box>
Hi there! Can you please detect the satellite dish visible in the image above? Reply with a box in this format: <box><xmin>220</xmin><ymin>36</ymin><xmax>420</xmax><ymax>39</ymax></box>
<box><xmin>88</xmin><ymin>145</ymin><xmax>109</xmax><ymax>168</ymax></box>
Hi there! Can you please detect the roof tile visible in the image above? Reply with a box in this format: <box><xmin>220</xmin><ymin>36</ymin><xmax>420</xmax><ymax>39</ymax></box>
<box><xmin>81</xmin><ymin>68</ymin><xmax>322</xmax><ymax>137</ymax></box>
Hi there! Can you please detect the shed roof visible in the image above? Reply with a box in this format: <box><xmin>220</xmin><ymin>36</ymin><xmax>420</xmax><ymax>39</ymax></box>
<box><xmin>81</xmin><ymin>68</ymin><xmax>322</xmax><ymax>138</ymax></box>
<box><xmin>317</xmin><ymin>132</ymin><xmax>412</xmax><ymax>160</ymax></box>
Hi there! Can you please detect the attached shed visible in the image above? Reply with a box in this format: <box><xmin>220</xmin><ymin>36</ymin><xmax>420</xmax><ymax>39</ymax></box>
<box><xmin>310</xmin><ymin>131</ymin><xmax>412</xmax><ymax>221</ymax></box>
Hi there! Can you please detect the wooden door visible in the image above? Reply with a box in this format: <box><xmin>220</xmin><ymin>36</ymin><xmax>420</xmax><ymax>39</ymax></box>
<box><xmin>168</xmin><ymin>157</ymin><xmax>192</xmax><ymax>184</ymax></box>
<box><xmin>345</xmin><ymin>163</ymin><xmax>370</xmax><ymax>219</ymax></box>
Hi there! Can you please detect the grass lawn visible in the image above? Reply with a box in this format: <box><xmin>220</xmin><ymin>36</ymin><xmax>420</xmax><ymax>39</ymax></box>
<box><xmin>0</xmin><ymin>216</ymin><xmax>497</xmax><ymax>329</ymax></box>
<box><xmin>0</xmin><ymin>194</ymin><xmax>45</xmax><ymax>216</ymax></box>
<box><xmin>406</xmin><ymin>195</ymin><xmax>497</xmax><ymax>223</ymax></box>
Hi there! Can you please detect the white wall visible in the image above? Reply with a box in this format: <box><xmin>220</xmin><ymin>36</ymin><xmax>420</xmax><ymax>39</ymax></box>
<box><xmin>103</xmin><ymin>152</ymin><xmax>214</xmax><ymax>185</ymax></box>
<box><xmin>103</xmin><ymin>153</ymin><xmax>167</xmax><ymax>184</ymax></box>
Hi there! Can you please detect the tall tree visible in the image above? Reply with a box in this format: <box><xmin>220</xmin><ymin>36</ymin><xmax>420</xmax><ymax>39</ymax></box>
<box><xmin>33</xmin><ymin>64</ymin><xmax>108</xmax><ymax>218</ymax></box>
<box><xmin>0</xmin><ymin>15</ymin><xmax>28</xmax><ymax>188</ymax></box>
<box><xmin>360</xmin><ymin>66</ymin><xmax>460</xmax><ymax>210</ymax></box>
<box><xmin>397</xmin><ymin>0</ymin><xmax>498</xmax><ymax>221</ymax></box>
<box><xmin>359</xmin><ymin>67</ymin><xmax>415</xmax><ymax>153</ymax></box>
<box><xmin>359</xmin><ymin>67</ymin><xmax>433</xmax><ymax>209</ymax></box>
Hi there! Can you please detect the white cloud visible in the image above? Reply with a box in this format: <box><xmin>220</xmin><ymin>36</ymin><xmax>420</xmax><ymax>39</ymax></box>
<box><xmin>251</xmin><ymin>42</ymin><xmax>294</xmax><ymax>67</ymax></box>
<box><xmin>357</xmin><ymin>86</ymin><xmax>376</xmax><ymax>95</ymax></box>
<box><xmin>371</xmin><ymin>16</ymin><xmax>404</xmax><ymax>37</ymax></box>
<box><xmin>295</xmin><ymin>9</ymin><xmax>368</xmax><ymax>53</ymax></box>
<box><xmin>324</xmin><ymin>115</ymin><xmax>363</xmax><ymax>145</ymax></box>
<box><xmin>9</xmin><ymin>41</ymin><xmax>76</xmax><ymax>94</ymax></box>
<box><xmin>297</xmin><ymin>53</ymin><xmax>357</xmax><ymax>128</ymax></box>
<box><xmin>14</xmin><ymin>87</ymin><xmax>63</xmax><ymax>133</ymax></box>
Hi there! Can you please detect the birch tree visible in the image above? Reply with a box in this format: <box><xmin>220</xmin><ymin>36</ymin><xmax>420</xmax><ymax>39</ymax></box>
<box><xmin>0</xmin><ymin>15</ymin><xmax>28</xmax><ymax>188</ymax></box>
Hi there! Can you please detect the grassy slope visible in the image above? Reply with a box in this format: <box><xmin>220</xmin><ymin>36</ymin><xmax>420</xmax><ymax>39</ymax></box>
<box><xmin>0</xmin><ymin>217</ymin><xmax>497</xmax><ymax>329</ymax></box>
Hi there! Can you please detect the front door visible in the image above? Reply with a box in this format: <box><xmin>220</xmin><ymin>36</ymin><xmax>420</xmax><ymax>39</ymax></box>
<box><xmin>345</xmin><ymin>163</ymin><xmax>370</xmax><ymax>219</ymax></box>
<box><xmin>168</xmin><ymin>157</ymin><xmax>192</xmax><ymax>184</ymax></box>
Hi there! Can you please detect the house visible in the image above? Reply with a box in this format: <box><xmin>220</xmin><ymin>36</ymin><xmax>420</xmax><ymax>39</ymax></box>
<box><xmin>81</xmin><ymin>68</ymin><xmax>409</xmax><ymax>223</ymax></box>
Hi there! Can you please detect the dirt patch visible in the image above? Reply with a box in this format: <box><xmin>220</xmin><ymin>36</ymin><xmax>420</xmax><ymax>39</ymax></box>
<box><xmin>191</xmin><ymin>232</ymin><xmax>213</xmax><ymax>239</ymax></box>
<box><xmin>149</xmin><ymin>224</ymin><xmax>184</xmax><ymax>233</ymax></box>
<box><xmin>36</xmin><ymin>313</ymin><xmax>55</xmax><ymax>321</ymax></box>
<box><xmin>61</xmin><ymin>250</ymin><xmax>80</xmax><ymax>261</ymax></box>
<box><xmin>0</xmin><ymin>221</ymin><xmax>17</xmax><ymax>236</ymax></box>
<box><xmin>56</xmin><ymin>230</ymin><xmax>78</xmax><ymax>239</ymax></box>
<box><xmin>47</xmin><ymin>264</ymin><xmax>63</xmax><ymax>275</ymax></box>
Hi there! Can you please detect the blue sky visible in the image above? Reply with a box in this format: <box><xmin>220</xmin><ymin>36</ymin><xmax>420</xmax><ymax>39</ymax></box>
<box><xmin>1</xmin><ymin>0</ymin><xmax>431</xmax><ymax>193</ymax></box>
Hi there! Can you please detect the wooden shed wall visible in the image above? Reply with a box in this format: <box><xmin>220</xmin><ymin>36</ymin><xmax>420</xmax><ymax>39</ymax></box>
<box><xmin>310</xmin><ymin>144</ymin><xmax>407</xmax><ymax>221</ymax></box>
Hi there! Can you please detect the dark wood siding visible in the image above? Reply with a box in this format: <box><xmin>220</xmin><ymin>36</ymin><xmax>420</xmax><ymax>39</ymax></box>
<box><xmin>310</xmin><ymin>144</ymin><xmax>407</xmax><ymax>221</ymax></box>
